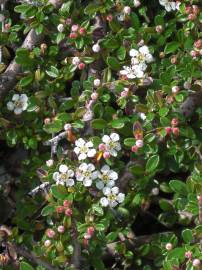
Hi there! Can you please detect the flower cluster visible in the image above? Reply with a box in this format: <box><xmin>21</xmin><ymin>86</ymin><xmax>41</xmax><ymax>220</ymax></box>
<box><xmin>99</xmin><ymin>133</ymin><xmax>121</xmax><ymax>158</ymax></box>
<box><xmin>7</xmin><ymin>94</ymin><xmax>28</xmax><ymax>115</ymax></box>
<box><xmin>159</xmin><ymin>0</ymin><xmax>180</xmax><ymax>12</ymax></box>
<box><xmin>120</xmin><ymin>45</ymin><xmax>153</xmax><ymax>79</ymax></box>
<box><xmin>52</xmin><ymin>133</ymin><xmax>124</xmax><ymax>208</ymax></box>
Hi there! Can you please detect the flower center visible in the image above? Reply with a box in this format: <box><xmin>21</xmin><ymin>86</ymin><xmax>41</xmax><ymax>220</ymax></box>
<box><xmin>138</xmin><ymin>53</ymin><xmax>145</xmax><ymax>62</ymax></box>
<box><xmin>60</xmin><ymin>173</ymin><xmax>68</xmax><ymax>180</ymax></box>
<box><xmin>108</xmin><ymin>194</ymin><xmax>116</xmax><ymax>201</ymax></box>
<box><xmin>84</xmin><ymin>171</ymin><xmax>91</xmax><ymax>178</ymax></box>
<box><xmin>80</xmin><ymin>146</ymin><xmax>88</xmax><ymax>153</ymax></box>
<box><xmin>15</xmin><ymin>100</ymin><xmax>23</xmax><ymax>108</ymax></box>
<box><xmin>103</xmin><ymin>175</ymin><xmax>109</xmax><ymax>183</ymax></box>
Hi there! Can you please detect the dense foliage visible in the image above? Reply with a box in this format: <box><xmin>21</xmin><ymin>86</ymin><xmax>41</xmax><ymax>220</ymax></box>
<box><xmin>0</xmin><ymin>0</ymin><xmax>202</xmax><ymax>269</ymax></box>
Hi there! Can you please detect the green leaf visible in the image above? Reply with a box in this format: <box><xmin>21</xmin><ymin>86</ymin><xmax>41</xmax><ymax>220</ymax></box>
<box><xmin>95</xmin><ymin>224</ymin><xmax>105</xmax><ymax>231</ymax></box>
<box><xmin>91</xmin><ymin>119</ymin><xmax>107</xmax><ymax>129</ymax></box>
<box><xmin>92</xmin><ymin>204</ymin><xmax>104</xmax><ymax>216</ymax></box>
<box><xmin>169</xmin><ymin>180</ymin><xmax>187</xmax><ymax>195</ymax></box>
<box><xmin>14</xmin><ymin>4</ymin><xmax>30</xmax><ymax>14</ymax></box>
<box><xmin>51</xmin><ymin>185</ymin><xmax>67</xmax><ymax>200</ymax></box>
<box><xmin>164</xmin><ymin>42</ymin><xmax>180</xmax><ymax>54</ymax></box>
<box><xmin>124</xmin><ymin>138</ymin><xmax>136</xmax><ymax>147</ymax></box>
<box><xmin>20</xmin><ymin>262</ymin><xmax>34</xmax><ymax>270</ymax></box>
<box><xmin>103</xmin><ymin>38</ymin><xmax>120</xmax><ymax>49</ymax></box>
<box><xmin>60</xmin><ymin>98</ymin><xmax>75</xmax><ymax>111</ymax></box>
<box><xmin>106</xmin><ymin>56</ymin><xmax>120</xmax><ymax>71</ymax></box>
<box><xmin>159</xmin><ymin>107</ymin><xmax>169</xmax><ymax>117</ymax></box>
<box><xmin>19</xmin><ymin>74</ymin><xmax>33</xmax><ymax>87</ymax></box>
<box><xmin>46</xmin><ymin>66</ymin><xmax>59</xmax><ymax>78</ymax></box>
<box><xmin>146</xmin><ymin>155</ymin><xmax>160</xmax><ymax>173</ymax></box>
<box><xmin>182</xmin><ymin>229</ymin><xmax>193</xmax><ymax>244</ymax></box>
<box><xmin>41</xmin><ymin>205</ymin><xmax>55</xmax><ymax>216</ymax></box>
<box><xmin>159</xmin><ymin>199</ymin><xmax>174</xmax><ymax>212</ymax></box>
<box><xmin>111</xmin><ymin>118</ymin><xmax>125</xmax><ymax>129</ymax></box>
<box><xmin>92</xmin><ymin>257</ymin><xmax>106</xmax><ymax>270</ymax></box>
<box><xmin>84</xmin><ymin>3</ymin><xmax>102</xmax><ymax>15</ymax></box>
<box><xmin>43</xmin><ymin>120</ymin><xmax>63</xmax><ymax>134</ymax></box>
<box><xmin>117</xmin><ymin>46</ymin><xmax>126</xmax><ymax>61</ymax></box>
<box><xmin>131</xmin><ymin>12</ymin><xmax>140</xmax><ymax>29</ymax></box>
<box><xmin>83</xmin><ymin>57</ymin><xmax>95</xmax><ymax>64</ymax></box>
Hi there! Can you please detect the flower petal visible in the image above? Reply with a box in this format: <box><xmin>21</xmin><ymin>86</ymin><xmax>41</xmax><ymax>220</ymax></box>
<box><xmin>59</xmin><ymin>164</ymin><xmax>68</xmax><ymax>173</ymax></box>
<box><xmin>100</xmin><ymin>197</ymin><xmax>109</xmax><ymax>207</ymax></box>
<box><xmin>7</xmin><ymin>102</ymin><xmax>14</xmax><ymax>111</ymax></box>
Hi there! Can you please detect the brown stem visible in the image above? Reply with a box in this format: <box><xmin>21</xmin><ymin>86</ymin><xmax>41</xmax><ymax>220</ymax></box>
<box><xmin>14</xmin><ymin>244</ymin><xmax>59</xmax><ymax>270</ymax></box>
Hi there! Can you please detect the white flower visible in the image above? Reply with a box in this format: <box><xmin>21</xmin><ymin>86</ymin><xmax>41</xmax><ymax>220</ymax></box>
<box><xmin>100</xmin><ymin>186</ymin><xmax>125</xmax><ymax>207</ymax></box>
<box><xmin>134</xmin><ymin>0</ymin><xmax>141</xmax><ymax>7</ymax></box>
<box><xmin>76</xmin><ymin>163</ymin><xmax>98</xmax><ymax>187</ymax></box>
<box><xmin>120</xmin><ymin>65</ymin><xmax>144</xmax><ymax>79</ymax></box>
<box><xmin>46</xmin><ymin>159</ymin><xmax>54</xmax><ymax>167</ymax></box>
<box><xmin>92</xmin><ymin>43</ymin><xmax>101</xmax><ymax>53</ymax></box>
<box><xmin>53</xmin><ymin>164</ymin><xmax>74</xmax><ymax>186</ymax></box>
<box><xmin>130</xmin><ymin>46</ymin><xmax>153</xmax><ymax>65</ymax></box>
<box><xmin>94</xmin><ymin>79</ymin><xmax>101</xmax><ymax>87</ymax></box>
<box><xmin>74</xmin><ymin>138</ymin><xmax>96</xmax><ymax>160</ymax></box>
<box><xmin>159</xmin><ymin>0</ymin><xmax>180</xmax><ymax>12</ymax></box>
<box><xmin>57</xmin><ymin>24</ymin><xmax>64</xmax><ymax>32</ymax></box>
<box><xmin>123</xmin><ymin>6</ymin><xmax>131</xmax><ymax>15</ymax></box>
<box><xmin>7</xmin><ymin>94</ymin><xmax>28</xmax><ymax>115</ymax></box>
<box><xmin>96</xmin><ymin>165</ymin><xmax>118</xmax><ymax>190</ymax></box>
<box><xmin>102</xmin><ymin>133</ymin><xmax>121</xmax><ymax>157</ymax></box>
<box><xmin>72</xmin><ymin>56</ymin><xmax>80</xmax><ymax>66</ymax></box>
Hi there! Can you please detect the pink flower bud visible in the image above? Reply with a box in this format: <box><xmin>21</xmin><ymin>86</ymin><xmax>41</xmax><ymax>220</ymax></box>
<box><xmin>65</xmin><ymin>18</ymin><xmax>72</xmax><ymax>25</ymax></box>
<box><xmin>185</xmin><ymin>251</ymin><xmax>192</xmax><ymax>259</ymax></box>
<box><xmin>131</xmin><ymin>145</ymin><xmax>138</xmax><ymax>153</ymax></box>
<box><xmin>188</xmin><ymin>14</ymin><xmax>196</xmax><ymax>21</ymax></box>
<box><xmin>57</xmin><ymin>225</ymin><xmax>65</xmax><ymax>233</ymax></box>
<box><xmin>71</xmin><ymin>24</ymin><xmax>79</xmax><ymax>32</ymax></box>
<box><xmin>44</xmin><ymin>240</ymin><xmax>51</xmax><ymax>247</ymax></box>
<box><xmin>165</xmin><ymin>127</ymin><xmax>172</xmax><ymax>135</ymax></box>
<box><xmin>5</xmin><ymin>23</ymin><xmax>11</xmax><ymax>30</ymax></box>
<box><xmin>184</xmin><ymin>81</ymin><xmax>191</xmax><ymax>89</ymax></box>
<box><xmin>56</xmin><ymin>206</ymin><xmax>64</xmax><ymax>214</ymax></box>
<box><xmin>103</xmin><ymin>152</ymin><xmax>110</xmax><ymax>159</ymax></box>
<box><xmin>46</xmin><ymin>229</ymin><xmax>56</xmax><ymax>238</ymax></box>
<box><xmin>63</xmin><ymin>200</ymin><xmax>71</xmax><ymax>207</ymax></box>
<box><xmin>194</xmin><ymin>39</ymin><xmax>202</xmax><ymax>49</ymax></box>
<box><xmin>185</xmin><ymin>6</ymin><xmax>192</xmax><ymax>14</ymax></box>
<box><xmin>171</xmin><ymin>56</ymin><xmax>177</xmax><ymax>64</ymax></box>
<box><xmin>136</xmin><ymin>139</ymin><xmax>144</xmax><ymax>148</ymax></box>
<box><xmin>123</xmin><ymin>6</ymin><xmax>131</xmax><ymax>15</ymax></box>
<box><xmin>193</xmin><ymin>259</ymin><xmax>200</xmax><ymax>267</ymax></box>
<box><xmin>94</xmin><ymin>79</ymin><xmax>101</xmax><ymax>87</ymax></box>
<box><xmin>106</xmin><ymin>14</ymin><xmax>113</xmax><ymax>21</ymax></box>
<box><xmin>134</xmin><ymin>0</ymin><xmax>141</xmax><ymax>8</ymax></box>
<box><xmin>78</xmin><ymin>62</ymin><xmax>85</xmax><ymax>70</ymax></box>
<box><xmin>156</xmin><ymin>25</ymin><xmax>163</xmax><ymax>33</ymax></box>
<box><xmin>165</xmin><ymin>243</ymin><xmax>173</xmax><ymax>251</ymax></box>
<box><xmin>79</xmin><ymin>27</ymin><xmax>86</xmax><ymax>35</ymax></box>
<box><xmin>46</xmin><ymin>159</ymin><xmax>54</xmax><ymax>167</ymax></box>
<box><xmin>44</xmin><ymin>118</ymin><xmax>51</xmax><ymax>125</ymax></box>
<box><xmin>65</xmin><ymin>208</ymin><xmax>73</xmax><ymax>216</ymax></box>
<box><xmin>87</xmin><ymin>226</ymin><xmax>95</xmax><ymax>236</ymax></box>
<box><xmin>172</xmin><ymin>127</ymin><xmax>180</xmax><ymax>136</ymax></box>
<box><xmin>84</xmin><ymin>233</ymin><xmax>91</xmax><ymax>239</ymax></box>
<box><xmin>197</xmin><ymin>195</ymin><xmax>202</xmax><ymax>203</ymax></box>
<box><xmin>192</xmin><ymin>5</ymin><xmax>200</xmax><ymax>15</ymax></box>
<box><xmin>98</xmin><ymin>143</ymin><xmax>106</xmax><ymax>151</ymax></box>
<box><xmin>172</xmin><ymin>86</ymin><xmax>180</xmax><ymax>94</ymax></box>
<box><xmin>190</xmin><ymin>50</ymin><xmax>197</xmax><ymax>58</ymax></box>
<box><xmin>171</xmin><ymin>118</ymin><xmax>179</xmax><ymax>127</ymax></box>
<box><xmin>69</xmin><ymin>32</ymin><xmax>78</xmax><ymax>39</ymax></box>
<box><xmin>91</xmin><ymin>92</ymin><xmax>98</xmax><ymax>100</ymax></box>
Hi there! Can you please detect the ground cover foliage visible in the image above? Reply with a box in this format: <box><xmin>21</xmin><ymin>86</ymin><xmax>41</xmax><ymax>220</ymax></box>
<box><xmin>0</xmin><ymin>0</ymin><xmax>202</xmax><ymax>269</ymax></box>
